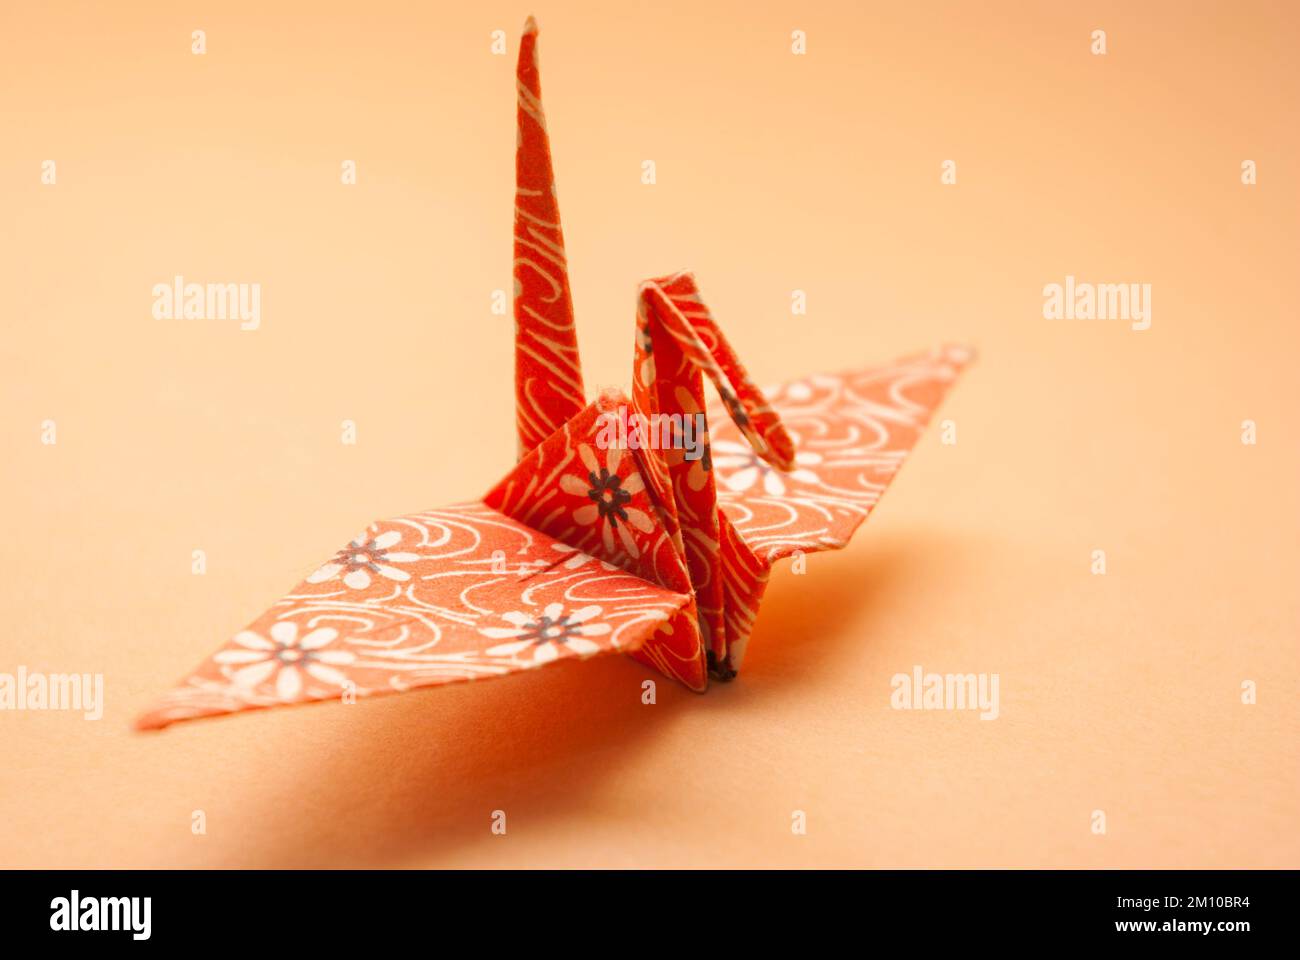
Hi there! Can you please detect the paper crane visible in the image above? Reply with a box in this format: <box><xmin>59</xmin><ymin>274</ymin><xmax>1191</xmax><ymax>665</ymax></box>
<box><xmin>135</xmin><ymin>18</ymin><xmax>971</xmax><ymax>730</ymax></box>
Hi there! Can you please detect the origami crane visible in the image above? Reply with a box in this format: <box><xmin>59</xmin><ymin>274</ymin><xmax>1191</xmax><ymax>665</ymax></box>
<box><xmin>135</xmin><ymin>18</ymin><xmax>971</xmax><ymax>731</ymax></box>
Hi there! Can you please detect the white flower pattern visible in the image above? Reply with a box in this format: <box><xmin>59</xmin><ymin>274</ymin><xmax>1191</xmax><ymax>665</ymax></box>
<box><xmin>481</xmin><ymin>602</ymin><xmax>612</xmax><ymax>664</ymax></box>
<box><xmin>307</xmin><ymin>529</ymin><xmax>420</xmax><ymax>590</ymax></box>
<box><xmin>213</xmin><ymin>621</ymin><xmax>357</xmax><ymax>700</ymax></box>
<box><xmin>557</xmin><ymin>444</ymin><xmax>656</xmax><ymax>558</ymax></box>
<box><xmin>712</xmin><ymin>439</ymin><xmax>823</xmax><ymax>497</ymax></box>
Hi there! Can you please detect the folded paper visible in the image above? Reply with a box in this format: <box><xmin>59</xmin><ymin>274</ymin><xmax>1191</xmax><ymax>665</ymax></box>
<box><xmin>135</xmin><ymin>17</ymin><xmax>970</xmax><ymax>730</ymax></box>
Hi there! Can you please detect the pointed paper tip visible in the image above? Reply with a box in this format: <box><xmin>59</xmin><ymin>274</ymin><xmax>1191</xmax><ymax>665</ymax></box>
<box><xmin>523</xmin><ymin>15</ymin><xmax>539</xmax><ymax>35</ymax></box>
<box><xmin>944</xmin><ymin>343</ymin><xmax>977</xmax><ymax>367</ymax></box>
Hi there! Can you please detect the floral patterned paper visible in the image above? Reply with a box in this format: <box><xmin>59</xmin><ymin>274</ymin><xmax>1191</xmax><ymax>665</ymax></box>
<box><xmin>134</xmin><ymin>19</ymin><xmax>969</xmax><ymax>730</ymax></box>
<box><xmin>135</xmin><ymin>504</ymin><xmax>691</xmax><ymax>730</ymax></box>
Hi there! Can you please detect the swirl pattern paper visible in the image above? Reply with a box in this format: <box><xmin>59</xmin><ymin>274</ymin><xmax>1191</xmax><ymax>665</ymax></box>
<box><xmin>135</xmin><ymin>18</ymin><xmax>969</xmax><ymax>731</ymax></box>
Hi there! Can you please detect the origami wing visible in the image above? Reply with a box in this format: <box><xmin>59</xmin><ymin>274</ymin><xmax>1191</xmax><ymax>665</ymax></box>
<box><xmin>715</xmin><ymin>346</ymin><xmax>971</xmax><ymax>561</ymax></box>
<box><xmin>622</xmin><ymin>274</ymin><xmax>971</xmax><ymax>675</ymax></box>
<box><xmin>711</xmin><ymin>345</ymin><xmax>973</xmax><ymax>670</ymax></box>
<box><xmin>135</xmin><ymin>501</ymin><xmax>693</xmax><ymax>730</ymax></box>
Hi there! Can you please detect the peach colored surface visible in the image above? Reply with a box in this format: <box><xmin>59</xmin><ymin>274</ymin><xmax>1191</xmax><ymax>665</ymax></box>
<box><xmin>1</xmin><ymin>1</ymin><xmax>1297</xmax><ymax>868</ymax></box>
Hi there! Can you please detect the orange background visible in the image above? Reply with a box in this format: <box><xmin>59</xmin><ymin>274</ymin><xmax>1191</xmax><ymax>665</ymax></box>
<box><xmin>1</xmin><ymin>0</ymin><xmax>1296</xmax><ymax>868</ymax></box>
